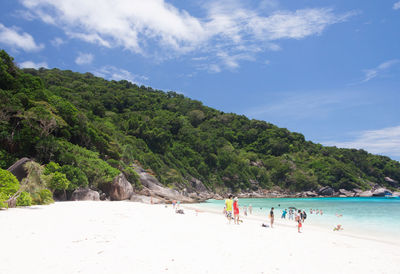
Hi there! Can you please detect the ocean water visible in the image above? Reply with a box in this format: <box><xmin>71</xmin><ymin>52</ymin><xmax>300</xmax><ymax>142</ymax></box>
<box><xmin>194</xmin><ymin>197</ymin><xmax>400</xmax><ymax>242</ymax></box>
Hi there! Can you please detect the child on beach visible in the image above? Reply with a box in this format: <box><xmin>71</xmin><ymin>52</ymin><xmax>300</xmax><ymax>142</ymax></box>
<box><xmin>244</xmin><ymin>205</ymin><xmax>248</xmax><ymax>216</ymax></box>
<box><xmin>296</xmin><ymin>210</ymin><xmax>302</xmax><ymax>233</ymax></box>
<box><xmin>288</xmin><ymin>209</ymin><xmax>294</xmax><ymax>220</ymax></box>
<box><xmin>281</xmin><ymin>208</ymin><xmax>287</xmax><ymax>219</ymax></box>
<box><xmin>233</xmin><ymin>197</ymin><xmax>240</xmax><ymax>225</ymax></box>
<box><xmin>249</xmin><ymin>204</ymin><xmax>253</xmax><ymax>215</ymax></box>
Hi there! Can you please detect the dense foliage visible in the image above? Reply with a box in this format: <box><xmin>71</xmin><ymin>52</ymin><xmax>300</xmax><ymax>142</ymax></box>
<box><xmin>0</xmin><ymin>168</ymin><xmax>20</xmax><ymax>207</ymax></box>
<box><xmin>1</xmin><ymin>50</ymin><xmax>399</xmax><ymax>195</ymax></box>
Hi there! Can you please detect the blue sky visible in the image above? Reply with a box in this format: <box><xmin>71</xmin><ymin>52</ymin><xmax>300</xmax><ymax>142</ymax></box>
<box><xmin>1</xmin><ymin>0</ymin><xmax>399</xmax><ymax>160</ymax></box>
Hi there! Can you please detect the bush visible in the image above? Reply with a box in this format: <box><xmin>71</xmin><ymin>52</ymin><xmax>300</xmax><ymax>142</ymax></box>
<box><xmin>44</xmin><ymin>161</ymin><xmax>61</xmax><ymax>175</ymax></box>
<box><xmin>0</xmin><ymin>168</ymin><xmax>20</xmax><ymax>208</ymax></box>
<box><xmin>59</xmin><ymin>165</ymin><xmax>88</xmax><ymax>191</ymax></box>
<box><xmin>46</xmin><ymin>172</ymin><xmax>70</xmax><ymax>192</ymax></box>
<box><xmin>31</xmin><ymin>189</ymin><xmax>54</xmax><ymax>205</ymax></box>
<box><xmin>123</xmin><ymin>166</ymin><xmax>142</xmax><ymax>190</ymax></box>
<box><xmin>0</xmin><ymin>192</ymin><xmax>9</xmax><ymax>208</ymax></box>
<box><xmin>16</xmin><ymin>191</ymin><xmax>32</xmax><ymax>206</ymax></box>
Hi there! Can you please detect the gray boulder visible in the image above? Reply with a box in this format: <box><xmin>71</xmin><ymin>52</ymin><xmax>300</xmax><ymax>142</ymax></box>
<box><xmin>110</xmin><ymin>173</ymin><xmax>133</xmax><ymax>200</ymax></box>
<box><xmin>318</xmin><ymin>186</ymin><xmax>334</xmax><ymax>196</ymax></box>
<box><xmin>7</xmin><ymin>158</ymin><xmax>31</xmax><ymax>181</ymax></box>
<box><xmin>372</xmin><ymin>188</ymin><xmax>392</xmax><ymax>197</ymax></box>
<box><xmin>304</xmin><ymin>191</ymin><xmax>318</xmax><ymax>197</ymax></box>
<box><xmin>133</xmin><ymin>166</ymin><xmax>196</xmax><ymax>203</ymax></box>
<box><xmin>130</xmin><ymin>194</ymin><xmax>165</xmax><ymax>204</ymax></box>
<box><xmin>339</xmin><ymin>189</ymin><xmax>354</xmax><ymax>197</ymax></box>
<box><xmin>392</xmin><ymin>191</ymin><xmax>400</xmax><ymax>197</ymax></box>
<box><xmin>71</xmin><ymin>188</ymin><xmax>100</xmax><ymax>201</ymax></box>
<box><xmin>190</xmin><ymin>178</ymin><xmax>208</xmax><ymax>193</ymax></box>
<box><xmin>359</xmin><ymin>190</ymin><xmax>373</xmax><ymax>197</ymax></box>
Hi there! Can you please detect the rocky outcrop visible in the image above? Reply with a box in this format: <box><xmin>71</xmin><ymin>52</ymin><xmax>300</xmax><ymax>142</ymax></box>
<box><xmin>190</xmin><ymin>178</ymin><xmax>208</xmax><ymax>193</ymax></box>
<box><xmin>384</xmin><ymin>177</ymin><xmax>399</xmax><ymax>187</ymax></box>
<box><xmin>133</xmin><ymin>166</ymin><xmax>198</xmax><ymax>203</ymax></box>
<box><xmin>109</xmin><ymin>173</ymin><xmax>133</xmax><ymax>201</ymax></box>
<box><xmin>71</xmin><ymin>188</ymin><xmax>100</xmax><ymax>201</ymax></box>
<box><xmin>318</xmin><ymin>186</ymin><xmax>334</xmax><ymax>196</ymax></box>
<box><xmin>339</xmin><ymin>189</ymin><xmax>354</xmax><ymax>197</ymax></box>
<box><xmin>130</xmin><ymin>194</ymin><xmax>165</xmax><ymax>204</ymax></box>
<box><xmin>359</xmin><ymin>190</ymin><xmax>373</xmax><ymax>197</ymax></box>
<box><xmin>304</xmin><ymin>191</ymin><xmax>318</xmax><ymax>197</ymax></box>
<box><xmin>7</xmin><ymin>158</ymin><xmax>31</xmax><ymax>181</ymax></box>
<box><xmin>372</xmin><ymin>188</ymin><xmax>392</xmax><ymax>197</ymax></box>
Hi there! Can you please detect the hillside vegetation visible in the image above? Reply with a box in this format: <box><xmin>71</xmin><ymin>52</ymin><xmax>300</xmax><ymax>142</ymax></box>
<box><xmin>1</xmin><ymin>50</ymin><xmax>399</xmax><ymax>199</ymax></box>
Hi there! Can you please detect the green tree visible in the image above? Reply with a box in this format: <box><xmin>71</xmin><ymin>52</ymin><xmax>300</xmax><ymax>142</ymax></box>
<box><xmin>0</xmin><ymin>168</ymin><xmax>20</xmax><ymax>208</ymax></box>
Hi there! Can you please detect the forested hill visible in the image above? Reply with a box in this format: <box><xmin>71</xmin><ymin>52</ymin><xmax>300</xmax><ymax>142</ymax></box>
<box><xmin>1</xmin><ymin>50</ymin><xmax>399</xmax><ymax>196</ymax></box>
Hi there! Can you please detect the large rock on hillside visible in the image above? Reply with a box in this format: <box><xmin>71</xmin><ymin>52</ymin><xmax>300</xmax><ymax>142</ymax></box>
<box><xmin>7</xmin><ymin>158</ymin><xmax>31</xmax><ymax>181</ymax></box>
<box><xmin>339</xmin><ymin>189</ymin><xmax>354</xmax><ymax>197</ymax></box>
<box><xmin>318</xmin><ymin>186</ymin><xmax>334</xmax><ymax>196</ymax></box>
<box><xmin>359</xmin><ymin>190</ymin><xmax>373</xmax><ymax>197</ymax></box>
<box><xmin>384</xmin><ymin>177</ymin><xmax>399</xmax><ymax>187</ymax></box>
<box><xmin>304</xmin><ymin>191</ymin><xmax>318</xmax><ymax>197</ymax></box>
<box><xmin>372</xmin><ymin>188</ymin><xmax>392</xmax><ymax>197</ymax></box>
<box><xmin>71</xmin><ymin>188</ymin><xmax>100</xmax><ymax>201</ymax></box>
<box><xmin>109</xmin><ymin>173</ymin><xmax>133</xmax><ymax>200</ymax></box>
<box><xmin>190</xmin><ymin>178</ymin><xmax>208</xmax><ymax>193</ymax></box>
<box><xmin>130</xmin><ymin>194</ymin><xmax>165</xmax><ymax>204</ymax></box>
<box><xmin>133</xmin><ymin>166</ymin><xmax>196</xmax><ymax>203</ymax></box>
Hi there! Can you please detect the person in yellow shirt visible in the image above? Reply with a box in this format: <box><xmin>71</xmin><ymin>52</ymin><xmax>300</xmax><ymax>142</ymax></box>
<box><xmin>225</xmin><ymin>195</ymin><xmax>233</xmax><ymax>224</ymax></box>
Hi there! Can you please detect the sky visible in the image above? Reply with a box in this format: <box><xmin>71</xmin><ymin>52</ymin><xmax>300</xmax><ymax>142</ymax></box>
<box><xmin>0</xmin><ymin>0</ymin><xmax>399</xmax><ymax>160</ymax></box>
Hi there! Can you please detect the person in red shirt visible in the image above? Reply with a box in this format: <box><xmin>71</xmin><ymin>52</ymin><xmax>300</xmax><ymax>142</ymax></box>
<box><xmin>233</xmin><ymin>197</ymin><xmax>240</xmax><ymax>225</ymax></box>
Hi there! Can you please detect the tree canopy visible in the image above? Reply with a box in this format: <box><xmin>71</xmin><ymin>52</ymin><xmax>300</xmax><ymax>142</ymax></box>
<box><xmin>1</xmin><ymin>50</ymin><xmax>399</xmax><ymax>196</ymax></box>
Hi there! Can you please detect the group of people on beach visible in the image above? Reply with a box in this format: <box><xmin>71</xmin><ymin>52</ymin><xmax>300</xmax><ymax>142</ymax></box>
<box><xmin>223</xmin><ymin>195</ymin><xmax>241</xmax><ymax>224</ymax></box>
<box><xmin>223</xmin><ymin>195</ymin><xmax>306</xmax><ymax>233</ymax></box>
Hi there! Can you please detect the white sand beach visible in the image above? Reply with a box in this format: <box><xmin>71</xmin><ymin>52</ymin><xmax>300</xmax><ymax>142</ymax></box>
<box><xmin>1</xmin><ymin>201</ymin><xmax>399</xmax><ymax>274</ymax></box>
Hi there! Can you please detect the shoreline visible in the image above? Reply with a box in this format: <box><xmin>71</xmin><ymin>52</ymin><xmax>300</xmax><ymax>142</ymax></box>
<box><xmin>183</xmin><ymin>201</ymin><xmax>400</xmax><ymax>246</ymax></box>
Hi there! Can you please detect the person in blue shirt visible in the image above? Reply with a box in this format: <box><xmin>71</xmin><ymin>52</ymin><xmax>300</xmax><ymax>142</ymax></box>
<box><xmin>281</xmin><ymin>208</ymin><xmax>287</xmax><ymax>219</ymax></box>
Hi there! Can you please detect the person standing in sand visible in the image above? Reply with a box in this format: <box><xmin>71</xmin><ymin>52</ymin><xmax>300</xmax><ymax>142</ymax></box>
<box><xmin>249</xmin><ymin>204</ymin><xmax>253</xmax><ymax>215</ymax></box>
<box><xmin>296</xmin><ymin>210</ymin><xmax>302</xmax><ymax>233</ymax></box>
<box><xmin>233</xmin><ymin>197</ymin><xmax>240</xmax><ymax>224</ymax></box>
<box><xmin>288</xmin><ymin>209</ymin><xmax>294</xmax><ymax>220</ymax></box>
<box><xmin>281</xmin><ymin>208</ymin><xmax>287</xmax><ymax>219</ymax></box>
<box><xmin>269</xmin><ymin>207</ymin><xmax>275</xmax><ymax>228</ymax></box>
<box><xmin>244</xmin><ymin>205</ymin><xmax>248</xmax><ymax>216</ymax></box>
<box><xmin>302</xmin><ymin>210</ymin><xmax>307</xmax><ymax>223</ymax></box>
<box><xmin>225</xmin><ymin>195</ymin><xmax>233</xmax><ymax>224</ymax></box>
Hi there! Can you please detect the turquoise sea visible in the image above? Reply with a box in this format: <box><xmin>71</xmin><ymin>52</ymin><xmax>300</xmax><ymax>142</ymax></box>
<box><xmin>194</xmin><ymin>197</ymin><xmax>400</xmax><ymax>242</ymax></box>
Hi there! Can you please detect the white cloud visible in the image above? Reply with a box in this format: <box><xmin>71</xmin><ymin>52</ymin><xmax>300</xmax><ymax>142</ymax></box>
<box><xmin>245</xmin><ymin>91</ymin><xmax>369</xmax><ymax>120</ymax></box>
<box><xmin>324</xmin><ymin>125</ymin><xmax>400</xmax><ymax>158</ymax></box>
<box><xmin>75</xmin><ymin>52</ymin><xmax>94</xmax><ymax>65</ymax></box>
<box><xmin>20</xmin><ymin>0</ymin><xmax>353</xmax><ymax>70</ymax></box>
<box><xmin>394</xmin><ymin>1</ymin><xmax>400</xmax><ymax>10</ymax></box>
<box><xmin>362</xmin><ymin>59</ymin><xmax>399</xmax><ymax>82</ymax></box>
<box><xmin>51</xmin><ymin>37</ymin><xmax>65</xmax><ymax>47</ymax></box>
<box><xmin>0</xmin><ymin>23</ymin><xmax>43</xmax><ymax>51</ymax></box>
<box><xmin>19</xmin><ymin>61</ymin><xmax>48</xmax><ymax>69</ymax></box>
<box><xmin>94</xmin><ymin>66</ymin><xmax>148</xmax><ymax>85</ymax></box>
